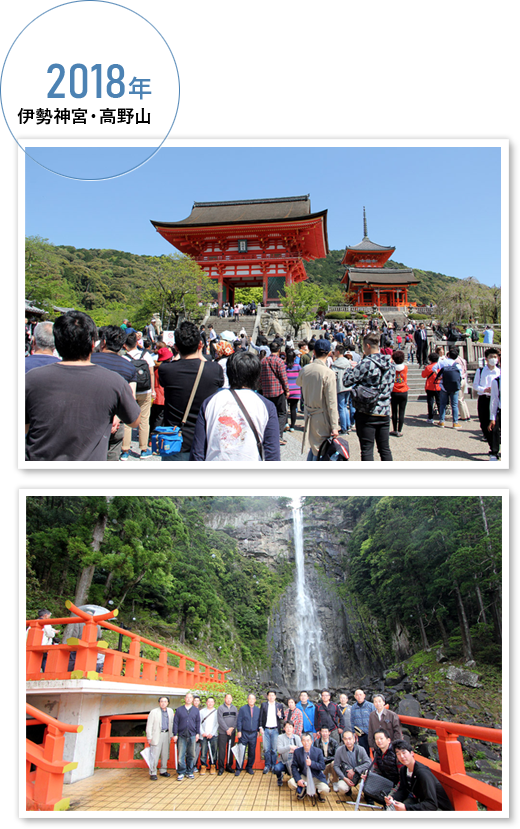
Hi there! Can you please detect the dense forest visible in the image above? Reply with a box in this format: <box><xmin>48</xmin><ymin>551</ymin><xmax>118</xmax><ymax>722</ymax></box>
<box><xmin>308</xmin><ymin>495</ymin><xmax>502</xmax><ymax>666</ymax></box>
<box><xmin>26</xmin><ymin>495</ymin><xmax>502</xmax><ymax>677</ymax></box>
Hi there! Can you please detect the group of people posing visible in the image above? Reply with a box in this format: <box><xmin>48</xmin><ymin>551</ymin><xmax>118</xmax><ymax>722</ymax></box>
<box><xmin>146</xmin><ymin>688</ymin><xmax>454</xmax><ymax>811</ymax></box>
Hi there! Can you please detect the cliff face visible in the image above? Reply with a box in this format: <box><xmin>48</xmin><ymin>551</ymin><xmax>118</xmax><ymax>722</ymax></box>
<box><xmin>205</xmin><ymin>501</ymin><xmax>391</xmax><ymax>692</ymax></box>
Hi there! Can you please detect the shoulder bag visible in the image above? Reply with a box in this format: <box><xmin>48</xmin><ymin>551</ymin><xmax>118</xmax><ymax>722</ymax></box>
<box><xmin>230</xmin><ymin>389</ymin><xmax>264</xmax><ymax>460</ymax></box>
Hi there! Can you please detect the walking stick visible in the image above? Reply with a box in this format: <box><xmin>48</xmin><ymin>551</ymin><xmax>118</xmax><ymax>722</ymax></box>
<box><xmin>354</xmin><ymin>758</ymin><xmax>376</xmax><ymax>812</ymax></box>
<box><xmin>227</xmin><ymin>737</ymin><xmax>232</xmax><ymax>768</ymax></box>
<box><xmin>174</xmin><ymin>742</ymin><xmax>178</xmax><ymax>771</ymax></box>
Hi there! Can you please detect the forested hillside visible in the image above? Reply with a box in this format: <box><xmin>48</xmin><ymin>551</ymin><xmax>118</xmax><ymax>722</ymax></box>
<box><xmin>26</xmin><ymin>495</ymin><xmax>292</xmax><ymax>669</ymax></box>
<box><xmin>26</xmin><ymin>495</ymin><xmax>502</xmax><ymax>680</ymax></box>
<box><xmin>304</xmin><ymin>251</ymin><xmax>460</xmax><ymax>305</ymax></box>
<box><xmin>307</xmin><ymin>495</ymin><xmax>502</xmax><ymax>666</ymax></box>
<box><xmin>25</xmin><ymin>237</ymin><xmax>464</xmax><ymax>325</ymax></box>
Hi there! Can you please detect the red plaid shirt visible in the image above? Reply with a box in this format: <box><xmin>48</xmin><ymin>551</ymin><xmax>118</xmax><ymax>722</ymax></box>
<box><xmin>260</xmin><ymin>354</ymin><xmax>289</xmax><ymax>398</ymax></box>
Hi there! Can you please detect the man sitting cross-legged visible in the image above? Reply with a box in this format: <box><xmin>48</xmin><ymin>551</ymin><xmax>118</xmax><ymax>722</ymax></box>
<box><xmin>361</xmin><ymin>728</ymin><xmax>401</xmax><ymax>804</ymax></box>
<box><xmin>273</xmin><ymin>720</ymin><xmax>302</xmax><ymax>787</ymax></box>
<box><xmin>288</xmin><ymin>732</ymin><xmax>330</xmax><ymax>802</ymax></box>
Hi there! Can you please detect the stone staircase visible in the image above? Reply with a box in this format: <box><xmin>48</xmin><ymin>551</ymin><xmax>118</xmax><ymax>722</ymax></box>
<box><xmin>205</xmin><ymin>315</ymin><xmax>257</xmax><ymax>338</ymax></box>
<box><xmin>379</xmin><ymin>307</ymin><xmax>410</xmax><ymax>329</ymax></box>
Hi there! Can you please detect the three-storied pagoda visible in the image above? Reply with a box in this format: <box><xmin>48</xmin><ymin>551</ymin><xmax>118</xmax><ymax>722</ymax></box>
<box><xmin>341</xmin><ymin>208</ymin><xmax>418</xmax><ymax>307</ymax></box>
<box><xmin>151</xmin><ymin>195</ymin><xmax>328</xmax><ymax>307</ymax></box>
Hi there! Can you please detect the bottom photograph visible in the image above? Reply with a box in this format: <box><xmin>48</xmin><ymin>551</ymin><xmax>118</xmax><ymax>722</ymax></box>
<box><xmin>24</xmin><ymin>493</ymin><xmax>504</xmax><ymax>815</ymax></box>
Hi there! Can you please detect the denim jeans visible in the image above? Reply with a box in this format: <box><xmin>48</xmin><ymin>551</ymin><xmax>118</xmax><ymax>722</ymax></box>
<box><xmin>337</xmin><ymin>391</ymin><xmax>350</xmax><ymax>432</ymax></box>
<box><xmin>177</xmin><ymin>735</ymin><xmax>196</xmax><ymax>774</ymax></box>
<box><xmin>439</xmin><ymin>390</ymin><xmax>459</xmax><ymax>424</ymax></box>
<box><xmin>263</xmin><ymin>727</ymin><xmax>279</xmax><ymax>770</ymax></box>
<box><xmin>200</xmin><ymin>735</ymin><xmax>218</xmax><ymax>768</ymax></box>
<box><xmin>306</xmin><ymin>448</ymin><xmax>318</xmax><ymax>461</ymax></box>
<box><xmin>273</xmin><ymin>759</ymin><xmax>288</xmax><ymax>780</ymax></box>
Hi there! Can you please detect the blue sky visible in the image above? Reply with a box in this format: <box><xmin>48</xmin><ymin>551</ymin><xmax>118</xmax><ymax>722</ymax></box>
<box><xmin>25</xmin><ymin>146</ymin><xmax>502</xmax><ymax>285</ymax></box>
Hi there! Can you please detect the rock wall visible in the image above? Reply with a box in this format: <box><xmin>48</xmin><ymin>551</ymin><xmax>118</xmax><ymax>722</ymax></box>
<box><xmin>205</xmin><ymin>501</ymin><xmax>388</xmax><ymax>692</ymax></box>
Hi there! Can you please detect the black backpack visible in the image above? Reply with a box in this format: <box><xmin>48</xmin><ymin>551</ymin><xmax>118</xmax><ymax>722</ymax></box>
<box><xmin>128</xmin><ymin>350</ymin><xmax>152</xmax><ymax>393</ymax></box>
<box><xmin>317</xmin><ymin>436</ymin><xmax>350</xmax><ymax>461</ymax></box>
<box><xmin>471</xmin><ymin>328</ymin><xmax>480</xmax><ymax>342</ymax></box>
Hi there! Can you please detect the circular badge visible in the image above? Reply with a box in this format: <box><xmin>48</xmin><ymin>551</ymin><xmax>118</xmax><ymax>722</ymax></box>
<box><xmin>1</xmin><ymin>1</ymin><xmax>180</xmax><ymax>180</ymax></box>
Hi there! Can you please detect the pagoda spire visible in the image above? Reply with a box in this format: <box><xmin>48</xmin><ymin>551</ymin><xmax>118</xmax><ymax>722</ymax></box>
<box><xmin>363</xmin><ymin>206</ymin><xmax>368</xmax><ymax>239</ymax></box>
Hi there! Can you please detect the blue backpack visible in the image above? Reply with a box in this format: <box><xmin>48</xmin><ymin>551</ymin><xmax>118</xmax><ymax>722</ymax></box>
<box><xmin>438</xmin><ymin>364</ymin><xmax>461</xmax><ymax>393</ymax></box>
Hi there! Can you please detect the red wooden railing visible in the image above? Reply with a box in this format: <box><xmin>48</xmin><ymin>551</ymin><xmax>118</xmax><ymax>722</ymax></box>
<box><xmin>26</xmin><ymin>703</ymin><xmax>82</xmax><ymax>811</ymax></box>
<box><xmin>399</xmin><ymin>715</ymin><xmax>502</xmax><ymax>811</ymax></box>
<box><xmin>26</xmin><ymin>600</ymin><xmax>230</xmax><ymax>686</ymax></box>
<box><xmin>95</xmin><ymin>714</ymin><xmax>264</xmax><ymax>770</ymax></box>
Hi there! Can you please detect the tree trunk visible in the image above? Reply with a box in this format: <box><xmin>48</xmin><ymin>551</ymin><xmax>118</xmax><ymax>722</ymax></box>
<box><xmin>453</xmin><ymin>582</ymin><xmax>473</xmax><ymax>662</ymax></box>
<box><xmin>416</xmin><ymin>604</ymin><xmax>430</xmax><ymax>650</ymax></box>
<box><xmin>436</xmin><ymin>612</ymin><xmax>450</xmax><ymax>648</ymax></box>
<box><xmin>103</xmin><ymin>570</ymin><xmax>115</xmax><ymax>598</ymax></box>
<box><xmin>478</xmin><ymin>495</ymin><xmax>502</xmax><ymax>642</ymax></box>
<box><xmin>74</xmin><ymin>506</ymin><xmax>109</xmax><ymax>606</ymax></box>
<box><xmin>74</xmin><ymin>565</ymin><xmax>96</xmax><ymax>607</ymax></box>
<box><xmin>474</xmin><ymin>582</ymin><xmax>487</xmax><ymax>624</ymax></box>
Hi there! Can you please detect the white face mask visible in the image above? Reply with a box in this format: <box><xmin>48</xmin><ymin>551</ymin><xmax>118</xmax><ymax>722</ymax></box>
<box><xmin>487</xmin><ymin>357</ymin><xmax>498</xmax><ymax>368</ymax></box>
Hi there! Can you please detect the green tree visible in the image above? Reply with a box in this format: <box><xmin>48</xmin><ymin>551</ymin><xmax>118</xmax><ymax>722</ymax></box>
<box><xmin>279</xmin><ymin>282</ymin><xmax>324</xmax><ymax>336</ymax></box>
<box><xmin>141</xmin><ymin>253</ymin><xmax>215</xmax><ymax>329</ymax></box>
<box><xmin>25</xmin><ymin>236</ymin><xmax>78</xmax><ymax>309</ymax></box>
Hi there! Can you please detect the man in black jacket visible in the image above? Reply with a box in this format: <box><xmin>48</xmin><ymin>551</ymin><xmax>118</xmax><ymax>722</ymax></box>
<box><xmin>363</xmin><ymin>728</ymin><xmax>401</xmax><ymax>804</ymax></box>
<box><xmin>172</xmin><ymin>692</ymin><xmax>201</xmax><ymax>781</ymax></box>
<box><xmin>313</xmin><ymin>726</ymin><xmax>339</xmax><ymax>786</ymax></box>
<box><xmin>384</xmin><ymin>740</ymin><xmax>454</xmax><ymax>811</ymax></box>
<box><xmin>314</xmin><ymin>690</ymin><xmax>344</xmax><ymax>743</ymax></box>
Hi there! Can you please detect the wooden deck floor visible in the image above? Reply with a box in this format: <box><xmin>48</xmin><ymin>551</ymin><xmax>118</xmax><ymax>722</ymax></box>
<box><xmin>66</xmin><ymin>768</ymin><xmax>385</xmax><ymax>813</ymax></box>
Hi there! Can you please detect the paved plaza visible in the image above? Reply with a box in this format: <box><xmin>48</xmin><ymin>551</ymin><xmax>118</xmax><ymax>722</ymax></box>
<box><xmin>125</xmin><ymin>395</ymin><xmax>493</xmax><ymax>464</ymax></box>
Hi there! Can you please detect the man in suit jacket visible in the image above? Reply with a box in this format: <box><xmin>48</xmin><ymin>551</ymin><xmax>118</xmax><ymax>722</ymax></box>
<box><xmin>146</xmin><ymin>696</ymin><xmax>174</xmax><ymax>780</ymax></box>
<box><xmin>414</xmin><ymin>324</ymin><xmax>429</xmax><ymax>367</ymax></box>
<box><xmin>259</xmin><ymin>690</ymin><xmax>285</xmax><ymax>773</ymax></box>
<box><xmin>368</xmin><ymin>694</ymin><xmax>403</xmax><ymax>748</ymax></box>
<box><xmin>289</xmin><ymin>733</ymin><xmax>329</xmax><ymax>801</ymax></box>
<box><xmin>236</xmin><ymin>693</ymin><xmax>261</xmax><ymax>775</ymax></box>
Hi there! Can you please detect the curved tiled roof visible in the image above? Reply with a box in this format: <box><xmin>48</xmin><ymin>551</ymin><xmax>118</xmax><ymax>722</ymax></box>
<box><xmin>151</xmin><ymin>196</ymin><xmax>317</xmax><ymax>227</ymax></box>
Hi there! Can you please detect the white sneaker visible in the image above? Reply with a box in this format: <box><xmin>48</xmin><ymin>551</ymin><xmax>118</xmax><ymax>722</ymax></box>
<box><xmin>333</xmin><ymin>783</ymin><xmax>339</xmax><ymax>792</ymax></box>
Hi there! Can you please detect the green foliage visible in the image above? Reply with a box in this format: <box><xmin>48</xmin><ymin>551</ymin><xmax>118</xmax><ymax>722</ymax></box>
<box><xmin>25</xmin><ymin>239</ymin><xmax>214</xmax><ymax>330</ymax></box>
<box><xmin>189</xmin><ymin>679</ymin><xmax>250</xmax><ymax>709</ymax></box>
<box><xmin>27</xmin><ymin>495</ymin><xmax>293</xmax><ymax>673</ymax></box>
<box><xmin>279</xmin><ymin>282</ymin><xmax>325</xmax><ymax>336</ymax></box>
<box><xmin>435</xmin><ymin>277</ymin><xmax>501</xmax><ymax>325</ymax></box>
<box><xmin>234</xmin><ymin>287</ymin><xmax>263</xmax><ymax>305</ymax></box>
<box><xmin>27</xmin><ymin>240</ymin><xmax>499</xmax><ymax>327</ymax></box>
<box><xmin>408</xmin><ymin>313</ymin><xmax>429</xmax><ymax>320</ymax></box>
<box><xmin>344</xmin><ymin>495</ymin><xmax>502</xmax><ymax>658</ymax></box>
<box><xmin>325</xmin><ymin>312</ymin><xmax>352</xmax><ymax>320</ymax></box>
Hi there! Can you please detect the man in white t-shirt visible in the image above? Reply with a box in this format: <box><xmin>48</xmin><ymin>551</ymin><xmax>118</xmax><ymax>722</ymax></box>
<box><xmin>190</xmin><ymin>351</ymin><xmax>280</xmax><ymax>461</ymax></box>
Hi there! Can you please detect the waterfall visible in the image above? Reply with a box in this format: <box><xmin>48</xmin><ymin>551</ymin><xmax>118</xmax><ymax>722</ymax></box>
<box><xmin>291</xmin><ymin>496</ymin><xmax>328</xmax><ymax>689</ymax></box>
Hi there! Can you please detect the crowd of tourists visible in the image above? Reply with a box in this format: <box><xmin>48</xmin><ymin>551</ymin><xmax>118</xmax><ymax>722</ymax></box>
<box><xmin>24</xmin><ymin>311</ymin><xmax>501</xmax><ymax>462</ymax></box>
<box><xmin>146</xmin><ymin>688</ymin><xmax>454</xmax><ymax>811</ymax></box>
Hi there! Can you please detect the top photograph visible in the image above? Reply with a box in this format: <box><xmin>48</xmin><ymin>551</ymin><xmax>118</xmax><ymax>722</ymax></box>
<box><xmin>22</xmin><ymin>141</ymin><xmax>506</xmax><ymax>467</ymax></box>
